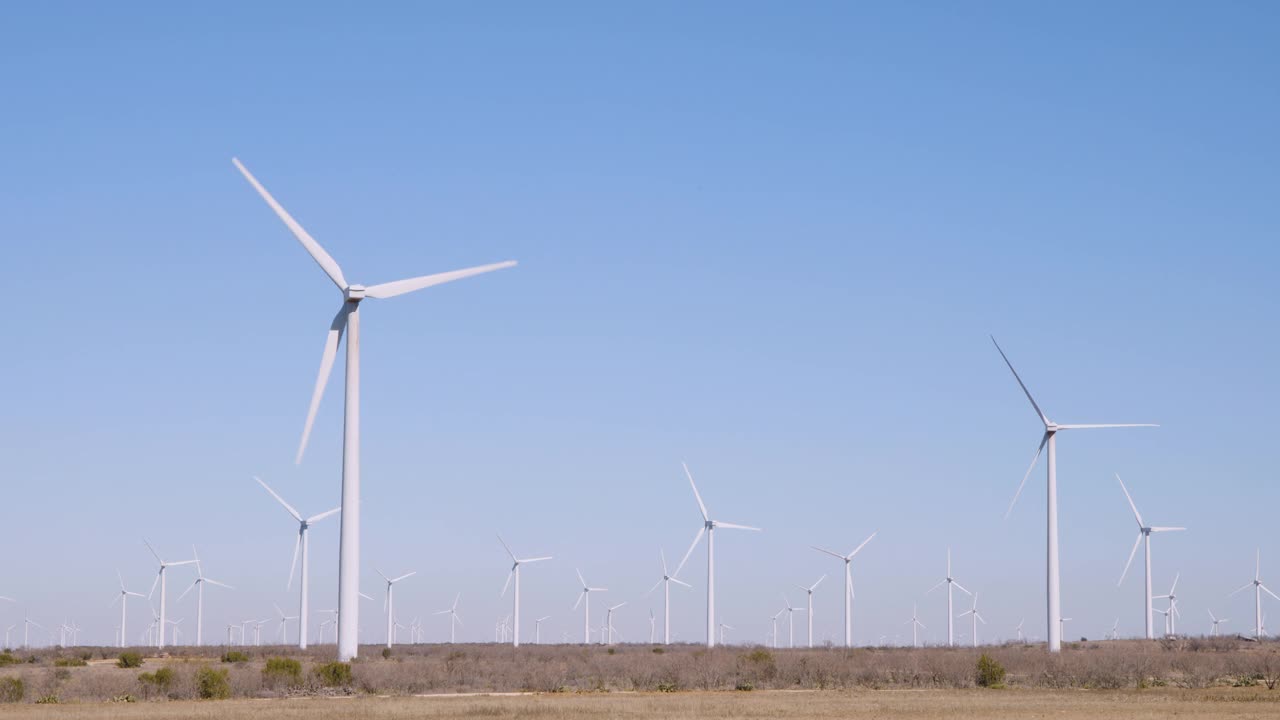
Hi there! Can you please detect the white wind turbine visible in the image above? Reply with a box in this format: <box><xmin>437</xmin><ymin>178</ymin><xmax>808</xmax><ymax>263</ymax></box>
<box><xmin>273</xmin><ymin>603</ymin><xmax>298</xmax><ymax>644</ymax></box>
<box><xmin>673</xmin><ymin>462</ymin><xmax>761</xmax><ymax>648</ymax></box>
<box><xmin>993</xmin><ymin>337</ymin><xmax>1158</xmax><ymax>653</ymax></box>
<box><xmin>644</xmin><ymin>549</ymin><xmax>691</xmax><ymax>645</ymax></box>
<box><xmin>234</xmin><ymin>158</ymin><xmax>516</xmax><ymax>662</ymax></box>
<box><xmin>254</xmin><ymin>476</ymin><xmax>339</xmax><ymax>650</ymax></box>
<box><xmin>433</xmin><ymin>593</ymin><xmax>463</xmax><ymax>643</ymax></box>
<box><xmin>1108</xmin><ymin>618</ymin><xmax>1120</xmax><ymax>640</ymax></box>
<box><xmin>572</xmin><ymin>570</ymin><xmax>607</xmax><ymax>644</ymax></box>
<box><xmin>1114</xmin><ymin>473</ymin><xmax>1184</xmax><ymax>640</ymax></box>
<box><xmin>1059</xmin><ymin>616</ymin><xmax>1072</xmax><ymax>639</ymax></box>
<box><xmin>1154</xmin><ymin>573</ymin><xmax>1181</xmax><ymax>636</ymax></box>
<box><xmin>796</xmin><ymin>574</ymin><xmax>825</xmax><ymax>648</ymax></box>
<box><xmin>769</xmin><ymin>608</ymin><xmax>783</xmax><ymax>649</ymax></box>
<box><xmin>925</xmin><ymin>548</ymin><xmax>971</xmax><ymax>647</ymax></box>
<box><xmin>375</xmin><ymin>569</ymin><xmax>416</xmax><ymax>648</ymax></box>
<box><xmin>812</xmin><ymin>532</ymin><xmax>875</xmax><ymax>648</ymax></box>
<box><xmin>1015</xmin><ymin>618</ymin><xmax>1024</xmax><ymax>643</ymax></box>
<box><xmin>781</xmin><ymin>595</ymin><xmax>803</xmax><ymax>648</ymax></box>
<box><xmin>535</xmin><ymin>615</ymin><xmax>551</xmax><ymax>645</ymax></box>
<box><xmin>1230</xmin><ymin>550</ymin><xmax>1279</xmax><ymax>640</ymax></box>
<box><xmin>957</xmin><ymin>593</ymin><xmax>987</xmax><ymax>647</ymax></box>
<box><xmin>1208</xmin><ymin>609</ymin><xmax>1228</xmax><ymax>637</ymax></box>
<box><xmin>177</xmin><ymin>546</ymin><xmax>233</xmax><ymax>647</ymax></box>
<box><xmin>144</xmin><ymin>540</ymin><xmax>196</xmax><ymax>650</ymax></box>
<box><xmin>498</xmin><ymin>535</ymin><xmax>552</xmax><ymax>648</ymax></box>
<box><xmin>2</xmin><ymin>625</ymin><xmax>14</xmax><ymax>649</ymax></box>
<box><xmin>904</xmin><ymin>603</ymin><xmax>926</xmax><ymax>647</ymax></box>
<box><xmin>605</xmin><ymin>602</ymin><xmax>627</xmax><ymax>645</ymax></box>
<box><xmin>718</xmin><ymin>622</ymin><xmax>733</xmax><ymax>645</ymax></box>
<box><xmin>110</xmin><ymin>572</ymin><xmax>144</xmax><ymax>648</ymax></box>
<box><xmin>649</xmin><ymin>610</ymin><xmax>656</xmax><ymax>644</ymax></box>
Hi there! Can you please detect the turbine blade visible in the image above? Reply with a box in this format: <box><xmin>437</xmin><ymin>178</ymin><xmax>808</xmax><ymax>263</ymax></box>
<box><xmin>991</xmin><ymin>336</ymin><xmax>1049</xmax><ymax>426</ymax></box>
<box><xmin>644</xmin><ymin>578</ymin><xmax>663</xmax><ymax>597</ymax></box>
<box><xmin>391</xmin><ymin>571</ymin><xmax>417</xmax><ymax>583</ymax></box>
<box><xmin>848</xmin><ymin>531</ymin><xmax>877</xmax><ymax>559</ymax></box>
<box><xmin>148</xmin><ymin>571</ymin><xmax>160</xmax><ymax>600</ymax></box>
<box><xmin>521</xmin><ymin>556</ymin><xmax>553</xmax><ymax>563</ymax></box>
<box><xmin>287</xmin><ymin>532</ymin><xmax>301</xmax><ymax>591</ymax></box>
<box><xmin>364</xmin><ymin>261</ymin><xmax>518</xmax><ymax>299</ymax></box>
<box><xmin>673</xmin><ymin>526</ymin><xmax>706</xmax><ymax>579</ymax></box>
<box><xmin>254</xmin><ymin>476</ymin><xmax>303</xmax><ymax>522</ymax></box>
<box><xmin>497</xmin><ymin>534</ymin><xmax>517</xmax><ymax>562</ymax></box>
<box><xmin>810</xmin><ymin>574</ymin><xmax>827</xmax><ymax>591</ymax></box>
<box><xmin>1150</xmin><ymin>527</ymin><xmax>1186</xmax><ymax>533</ymax></box>
<box><xmin>1118</xmin><ymin>532</ymin><xmax>1143</xmax><ymax>586</ymax></box>
<box><xmin>307</xmin><ymin>507</ymin><xmax>341</xmax><ymax>523</ymax></box>
<box><xmin>812</xmin><ymin>546</ymin><xmax>846</xmax><ymax>560</ymax></box>
<box><xmin>572</xmin><ymin>592</ymin><xmax>584</xmax><ymax>610</ymax></box>
<box><xmin>297</xmin><ymin>305</ymin><xmax>350</xmax><ymax>465</ymax></box>
<box><xmin>1056</xmin><ymin>424</ymin><xmax>1159</xmax><ymax>429</ymax></box>
<box><xmin>715</xmin><ymin>522</ymin><xmax>761</xmax><ymax>531</ymax></box>
<box><xmin>176</xmin><ymin>580</ymin><xmax>198</xmax><ymax>602</ymax></box>
<box><xmin>682</xmin><ymin>462</ymin><xmax>710</xmax><ymax>522</ymax></box>
<box><xmin>576</xmin><ymin>569</ymin><xmax>586</xmax><ymax>587</ymax></box>
<box><xmin>206</xmin><ymin>579</ymin><xmax>234</xmax><ymax>590</ymax></box>
<box><xmin>1005</xmin><ymin>432</ymin><xmax>1048</xmax><ymax>519</ymax></box>
<box><xmin>500</xmin><ymin>570</ymin><xmax>514</xmax><ymax>598</ymax></box>
<box><xmin>952</xmin><ymin>580</ymin><xmax>973</xmax><ymax>596</ymax></box>
<box><xmin>1229</xmin><ymin>582</ymin><xmax>1253</xmax><ymax>597</ymax></box>
<box><xmin>231</xmin><ymin>158</ymin><xmax>347</xmax><ymax>290</ymax></box>
<box><xmin>1115</xmin><ymin>474</ymin><xmax>1145</xmax><ymax>529</ymax></box>
<box><xmin>660</xmin><ymin>549</ymin><xmax>668</xmax><ymax>576</ymax></box>
<box><xmin>670</xmin><ymin>577</ymin><xmax>692</xmax><ymax>589</ymax></box>
<box><xmin>924</xmin><ymin>579</ymin><xmax>946</xmax><ymax>595</ymax></box>
<box><xmin>143</xmin><ymin>540</ymin><xmax>163</xmax><ymax>564</ymax></box>
<box><xmin>1263</xmin><ymin>585</ymin><xmax>1280</xmax><ymax>603</ymax></box>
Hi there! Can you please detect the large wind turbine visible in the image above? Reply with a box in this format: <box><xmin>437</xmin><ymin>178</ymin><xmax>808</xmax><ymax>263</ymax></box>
<box><xmin>177</xmin><ymin>546</ymin><xmax>233</xmax><ymax>647</ymax></box>
<box><xmin>233</xmin><ymin>158</ymin><xmax>516</xmax><ymax>661</ymax></box>
<box><xmin>375</xmin><ymin>569</ymin><xmax>416</xmax><ymax>648</ymax></box>
<box><xmin>497</xmin><ymin>535</ymin><xmax>552</xmax><ymax>648</ymax></box>
<box><xmin>812</xmin><ymin>532</ymin><xmax>875</xmax><ymax>647</ymax></box>
<box><xmin>644</xmin><ymin>549</ymin><xmax>691</xmax><ymax>645</ymax></box>
<box><xmin>572</xmin><ymin>570</ymin><xmax>606</xmax><ymax>644</ymax></box>
<box><xmin>926</xmin><ymin>548</ymin><xmax>971</xmax><ymax>647</ymax></box>
<box><xmin>1115</xmin><ymin>473</ymin><xmax>1184</xmax><ymax>640</ymax></box>
<box><xmin>993</xmin><ymin>336</ymin><xmax>1157</xmax><ymax>653</ymax></box>
<box><xmin>1230</xmin><ymin>550</ymin><xmax>1279</xmax><ymax>639</ymax></box>
<box><xmin>144</xmin><ymin>541</ymin><xmax>195</xmax><ymax>650</ymax></box>
<box><xmin>673</xmin><ymin>462</ymin><xmax>761</xmax><ymax>648</ymax></box>
<box><xmin>795</xmin><ymin>574</ymin><xmax>825</xmax><ymax>648</ymax></box>
<box><xmin>254</xmin><ymin>476</ymin><xmax>339</xmax><ymax>650</ymax></box>
<box><xmin>110</xmin><ymin>573</ymin><xmax>143</xmax><ymax>648</ymax></box>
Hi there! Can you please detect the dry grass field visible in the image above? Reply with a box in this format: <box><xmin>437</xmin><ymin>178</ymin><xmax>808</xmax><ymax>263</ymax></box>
<box><xmin>1</xmin><ymin>688</ymin><xmax>1279</xmax><ymax>720</ymax></box>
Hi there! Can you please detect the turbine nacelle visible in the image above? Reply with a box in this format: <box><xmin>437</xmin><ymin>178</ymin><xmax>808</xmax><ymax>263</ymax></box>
<box><xmin>344</xmin><ymin>284</ymin><xmax>366</xmax><ymax>302</ymax></box>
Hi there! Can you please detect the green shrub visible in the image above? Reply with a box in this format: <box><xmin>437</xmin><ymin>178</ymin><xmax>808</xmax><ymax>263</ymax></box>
<box><xmin>78</xmin><ymin>651</ymin><xmax>93</xmax><ymax>662</ymax></box>
<box><xmin>744</xmin><ymin>648</ymin><xmax>773</xmax><ymax>664</ymax></box>
<box><xmin>607</xmin><ymin>647</ymin><xmax>616</xmax><ymax>655</ymax></box>
<box><xmin>0</xmin><ymin>654</ymin><xmax>17</xmax><ymax>668</ymax></box>
<box><xmin>196</xmin><ymin>667</ymin><xmax>231</xmax><ymax>699</ymax></box>
<box><xmin>110</xmin><ymin>694</ymin><xmax>136</xmax><ymax>703</ymax></box>
<box><xmin>735</xmin><ymin>680</ymin><xmax>755</xmax><ymax>691</ymax></box>
<box><xmin>221</xmin><ymin>650</ymin><xmax>249</xmax><ymax>663</ymax></box>
<box><xmin>54</xmin><ymin>657</ymin><xmax>87</xmax><ymax>667</ymax></box>
<box><xmin>976</xmin><ymin>653</ymin><xmax>1006</xmax><ymax>688</ymax></box>
<box><xmin>656</xmin><ymin>680</ymin><xmax>678</xmax><ymax>692</ymax></box>
<box><xmin>381</xmin><ymin>647</ymin><xmax>392</xmax><ymax>659</ymax></box>
<box><xmin>138</xmin><ymin>666</ymin><xmax>175</xmax><ymax>698</ymax></box>
<box><xmin>262</xmin><ymin>657</ymin><xmax>303</xmax><ymax>688</ymax></box>
<box><xmin>0</xmin><ymin>677</ymin><xmax>23</xmax><ymax>703</ymax></box>
<box><xmin>117</xmin><ymin>652</ymin><xmax>144</xmax><ymax>669</ymax></box>
<box><xmin>651</xmin><ymin>647</ymin><xmax>664</xmax><ymax>654</ymax></box>
<box><xmin>314</xmin><ymin>661</ymin><xmax>352</xmax><ymax>687</ymax></box>
<box><xmin>53</xmin><ymin>668</ymin><xmax>71</xmax><ymax>681</ymax></box>
<box><xmin>35</xmin><ymin>694</ymin><xmax>60</xmax><ymax>704</ymax></box>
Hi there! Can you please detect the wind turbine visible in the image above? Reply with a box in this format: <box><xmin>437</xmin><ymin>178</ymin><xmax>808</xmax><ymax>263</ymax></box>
<box><xmin>254</xmin><ymin>476</ymin><xmax>339</xmax><ymax>650</ymax></box>
<box><xmin>433</xmin><ymin>593</ymin><xmax>462</xmax><ymax>643</ymax></box>
<box><xmin>957</xmin><ymin>593</ymin><xmax>987</xmax><ymax>647</ymax></box>
<box><xmin>572</xmin><ymin>570</ymin><xmax>607</xmax><ymax>644</ymax></box>
<box><xmin>673</xmin><ymin>462</ymin><xmax>761</xmax><ymax>648</ymax></box>
<box><xmin>1059</xmin><ymin>617</ymin><xmax>1072</xmax><ymax>640</ymax></box>
<box><xmin>648</xmin><ymin>610</ymin><xmax>656</xmax><ymax>644</ymax></box>
<box><xmin>795</xmin><ymin>574</ymin><xmax>826</xmax><ymax>649</ymax></box>
<box><xmin>781</xmin><ymin>595</ymin><xmax>803</xmax><ymax>648</ymax></box>
<box><xmin>375</xmin><ymin>569</ymin><xmax>416</xmax><ymax>648</ymax></box>
<box><xmin>497</xmin><ymin>535</ymin><xmax>552</xmax><ymax>648</ymax></box>
<box><xmin>144</xmin><ymin>540</ymin><xmax>196</xmax><ymax>649</ymax></box>
<box><xmin>233</xmin><ymin>158</ymin><xmax>516</xmax><ymax>662</ymax></box>
<box><xmin>605</xmin><ymin>602</ymin><xmax>626</xmax><ymax>645</ymax></box>
<box><xmin>993</xmin><ymin>336</ymin><xmax>1157</xmax><ymax>652</ymax></box>
<box><xmin>718</xmin><ymin>622</ymin><xmax>733</xmax><ymax>645</ymax></box>
<box><xmin>1015</xmin><ymin>618</ymin><xmax>1025</xmax><ymax>643</ymax></box>
<box><xmin>273</xmin><ymin>603</ymin><xmax>298</xmax><ymax>643</ymax></box>
<box><xmin>1154</xmin><ymin>573</ymin><xmax>1181</xmax><ymax>636</ymax></box>
<box><xmin>1230</xmin><ymin>550</ymin><xmax>1279</xmax><ymax>639</ymax></box>
<box><xmin>1115</xmin><ymin>474</ymin><xmax>1184</xmax><ymax>640</ymax></box>
<box><xmin>535</xmin><ymin>615</ymin><xmax>550</xmax><ymax>645</ymax></box>
<box><xmin>177</xmin><ymin>546</ymin><xmax>233</xmax><ymax>647</ymax></box>
<box><xmin>1208</xmin><ymin>609</ymin><xmax>1228</xmax><ymax>636</ymax></box>
<box><xmin>110</xmin><ymin>572</ymin><xmax>144</xmax><ymax>648</ymax></box>
<box><xmin>925</xmin><ymin>548</ymin><xmax>971</xmax><ymax>647</ymax></box>
<box><xmin>769</xmin><ymin>608</ymin><xmax>783</xmax><ymax>649</ymax></box>
<box><xmin>1108</xmin><ymin>618</ymin><xmax>1120</xmax><ymax>640</ymax></box>
<box><xmin>812</xmin><ymin>532</ymin><xmax>875</xmax><ymax>648</ymax></box>
<box><xmin>644</xmin><ymin>549</ymin><xmax>691</xmax><ymax>645</ymax></box>
<box><xmin>904</xmin><ymin>604</ymin><xmax>926</xmax><ymax>647</ymax></box>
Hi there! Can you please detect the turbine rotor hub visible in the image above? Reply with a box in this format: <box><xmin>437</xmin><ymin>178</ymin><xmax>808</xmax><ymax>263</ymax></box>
<box><xmin>344</xmin><ymin>284</ymin><xmax>366</xmax><ymax>302</ymax></box>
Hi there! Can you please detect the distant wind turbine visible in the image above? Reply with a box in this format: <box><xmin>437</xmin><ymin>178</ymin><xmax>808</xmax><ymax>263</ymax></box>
<box><xmin>812</xmin><ymin>532</ymin><xmax>875</xmax><ymax>648</ymax></box>
<box><xmin>498</xmin><ymin>535</ymin><xmax>552</xmax><ymax>648</ymax></box>
<box><xmin>957</xmin><ymin>593</ymin><xmax>987</xmax><ymax>647</ymax></box>
<box><xmin>177</xmin><ymin>546</ymin><xmax>233</xmax><ymax>647</ymax></box>
<box><xmin>1230</xmin><ymin>550</ymin><xmax>1279</xmax><ymax>639</ymax></box>
<box><xmin>572</xmin><ymin>570</ymin><xmax>607</xmax><ymax>644</ymax></box>
<box><xmin>1208</xmin><ymin>609</ymin><xmax>1228</xmax><ymax>636</ymax></box>
<box><xmin>535</xmin><ymin>615</ymin><xmax>551</xmax><ymax>645</ymax></box>
<box><xmin>796</xmin><ymin>574</ymin><xmax>825</xmax><ymax>648</ymax></box>
<box><xmin>926</xmin><ymin>548</ymin><xmax>971</xmax><ymax>647</ymax></box>
<box><xmin>993</xmin><ymin>336</ymin><xmax>1157</xmax><ymax>652</ymax></box>
<box><xmin>254</xmin><ymin>476</ymin><xmax>339</xmax><ymax>650</ymax></box>
<box><xmin>375</xmin><ymin>568</ymin><xmax>416</xmax><ymax>648</ymax></box>
<box><xmin>1153</xmin><ymin>573</ymin><xmax>1181</xmax><ymax>635</ymax></box>
<box><xmin>433</xmin><ymin>593</ymin><xmax>463</xmax><ymax>643</ymax></box>
<box><xmin>904</xmin><ymin>604</ymin><xmax>926</xmax><ymax>647</ymax></box>
<box><xmin>143</xmin><ymin>540</ymin><xmax>196</xmax><ymax>650</ymax></box>
<box><xmin>644</xmin><ymin>549</ymin><xmax>691</xmax><ymax>645</ymax></box>
<box><xmin>110</xmin><ymin>573</ymin><xmax>144</xmax><ymax>648</ymax></box>
<box><xmin>1115</xmin><ymin>473</ymin><xmax>1184</xmax><ymax>639</ymax></box>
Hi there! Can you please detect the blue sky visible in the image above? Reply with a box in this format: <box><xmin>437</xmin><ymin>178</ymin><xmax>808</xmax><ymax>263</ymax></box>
<box><xmin>1</xmin><ymin>2</ymin><xmax>1277</xmax><ymax>647</ymax></box>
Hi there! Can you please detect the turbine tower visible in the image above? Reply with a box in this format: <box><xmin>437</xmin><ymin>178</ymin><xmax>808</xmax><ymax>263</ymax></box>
<box><xmin>673</xmin><ymin>462</ymin><xmax>761</xmax><ymax>648</ymax></box>
<box><xmin>812</xmin><ymin>532</ymin><xmax>875</xmax><ymax>647</ymax></box>
<box><xmin>993</xmin><ymin>336</ymin><xmax>1157</xmax><ymax>652</ymax></box>
<box><xmin>177</xmin><ymin>546</ymin><xmax>233</xmax><ymax>647</ymax></box>
<box><xmin>795</xmin><ymin>574</ymin><xmax>825</xmax><ymax>648</ymax></box>
<box><xmin>605</xmin><ymin>602</ymin><xmax>626</xmax><ymax>645</ymax></box>
<box><xmin>375</xmin><ymin>568</ymin><xmax>416</xmax><ymax>648</ymax></box>
<box><xmin>110</xmin><ymin>573</ymin><xmax>143</xmax><ymax>649</ymax></box>
<box><xmin>233</xmin><ymin>158</ymin><xmax>517</xmax><ymax>661</ymax></box>
<box><xmin>925</xmin><ymin>548</ymin><xmax>971</xmax><ymax>647</ymax></box>
<box><xmin>1115</xmin><ymin>473</ymin><xmax>1184</xmax><ymax>640</ymax></box>
<box><xmin>644</xmin><ymin>549</ymin><xmax>691</xmax><ymax>645</ymax></box>
<box><xmin>144</xmin><ymin>540</ymin><xmax>195</xmax><ymax>650</ymax></box>
<box><xmin>1230</xmin><ymin>550</ymin><xmax>1278</xmax><ymax>639</ymax></box>
<box><xmin>535</xmin><ymin>615</ymin><xmax>550</xmax><ymax>645</ymax></box>
<box><xmin>498</xmin><ymin>535</ymin><xmax>552</xmax><ymax>648</ymax></box>
<box><xmin>572</xmin><ymin>570</ymin><xmax>607</xmax><ymax>644</ymax></box>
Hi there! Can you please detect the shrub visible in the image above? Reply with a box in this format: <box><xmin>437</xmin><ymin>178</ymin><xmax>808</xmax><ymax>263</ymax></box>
<box><xmin>744</xmin><ymin>648</ymin><xmax>773</xmax><ymax>664</ymax></box>
<box><xmin>607</xmin><ymin>648</ymin><xmax>616</xmax><ymax>655</ymax></box>
<box><xmin>735</xmin><ymin>680</ymin><xmax>754</xmax><ymax>691</ymax></box>
<box><xmin>54</xmin><ymin>657</ymin><xmax>87</xmax><ymax>667</ymax></box>
<box><xmin>53</xmin><ymin>668</ymin><xmax>71</xmax><ymax>681</ymax></box>
<box><xmin>35</xmin><ymin>694</ymin><xmax>60</xmax><ymax>704</ymax></box>
<box><xmin>221</xmin><ymin>650</ymin><xmax>249</xmax><ymax>663</ymax></box>
<box><xmin>78</xmin><ymin>651</ymin><xmax>93</xmax><ymax>661</ymax></box>
<box><xmin>263</xmin><ymin>657</ymin><xmax>303</xmax><ymax>688</ymax></box>
<box><xmin>196</xmin><ymin>667</ymin><xmax>231</xmax><ymax>699</ymax></box>
<box><xmin>117</xmin><ymin>652</ymin><xmax>144</xmax><ymax>668</ymax></box>
<box><xmin>0</xmin><ymin>677</ymin><xmax>23</xmax><ymax>703</ymax></box>
<box><xmin>138</xmin><ymin>667</ymin><xmax>175</xmax><ymax>698</ymax></box>
<box><xmin>0</xmin><ymin>654</ymin><xmax>17</xmax><ymax>668</ymax></box>
<box><xmin>651</xmin><ymin>647</ymin><xmax>665</xmax><ymax>654</ymax></box>
<box><xmin>314</xmin><ymin>661</ymin><xmax>353</xmax><ymax>687</ymax></box>
<box><xmin>656</xmin><ymin>680</ymin><xmax>678</xmax><ymax>692</ymax></box>
<box><xmin>976</xmin><ymin>653</ymin><xmax>1007</xmax><ymax>688</ymax></box>
<box><xmin>382</xmin><ymin>647</ymin><xmax>392</xmax><ymax>659</ymax></box>
<box><xmin>110</xmin><ymin>694</ymin><xmax>136</xmax><ymax>703</ymax></box>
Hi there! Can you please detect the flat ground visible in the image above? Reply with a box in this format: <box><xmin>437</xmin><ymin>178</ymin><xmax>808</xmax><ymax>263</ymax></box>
<box><xmin>4</xmin><ymin>688</ymin><xmax>1279</xmax><ymax>720</ymax></box>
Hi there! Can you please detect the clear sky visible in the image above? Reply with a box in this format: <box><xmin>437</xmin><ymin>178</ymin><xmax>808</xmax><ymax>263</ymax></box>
<box><xmin>2</xmin><ymin>2</ymin><xmax>1277</xmax><ymax>648</ymax></box>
